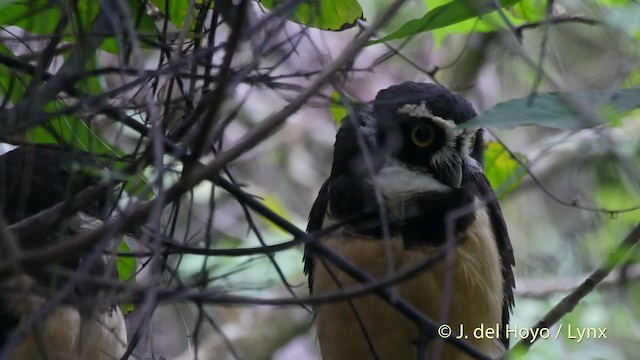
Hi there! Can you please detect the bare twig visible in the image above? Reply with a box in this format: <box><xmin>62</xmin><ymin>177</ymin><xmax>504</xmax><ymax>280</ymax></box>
<box><xmin>509</xmin><ymin>222</ymin><xmax>640</xmax><ymax>354</ymax></box>
<box><xmin>515</xmin><ymin>16</ymin><xmax>598</xmax><ymax>37</ymax></box>
<box><xmin>516</xmin><ymin>264</ymin><xmax>640</xmax><ymax>298</ymax></box>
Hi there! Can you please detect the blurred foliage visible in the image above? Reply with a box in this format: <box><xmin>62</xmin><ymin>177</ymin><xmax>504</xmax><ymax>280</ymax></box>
<box><xmin>177</xmin><ymin>232</ymin><xmax>303</xmax><ymax>295</ymax></box>
<box><xmin>260</xmin><ymin>0</ymin><xmax>364</xmax><ymax>30</ymax></box>
<box><xmin>0</xmin><ymin>0</ymin><xmax>79</xmax><ymax>35</ymax></box>
<box><xmin>117</xmin><ymin>240</ymin><xmax>137</xmax><ymax>282</ymax></box>
<box><xmin>118</xmin><ymin>241</ymin><xmax>137</xmax><ymax>315</ymax></box>
<box><xmin>329</xmin><ymin>91</ymin><xmax>348</xmax><ymax>126</ymax></box>
<box><xmin>484</xmin><ymin>141</ymin><xmax>527</xmax><ymax>199</ymax></box>
<box><xmin>0</xmin><ymin>0</ymin><xmax>156</xmax><ymax>53</ymax></box>
<box><xmin>151</xmin><ymin>0</ymin><xmax>191</xmax><ymax>29</ymax></box>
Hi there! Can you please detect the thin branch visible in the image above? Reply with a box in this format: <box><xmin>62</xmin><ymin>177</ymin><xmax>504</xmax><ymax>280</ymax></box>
<box><xmin>515</xmin><ymin>16</ymin><xmax>598</xmax><ymax>37</ymax></box>
<box><xmin>509</xmin><ymin>222</ymin><xmax>640</xmax><ymax>354</ymax></box>
<box><xmin>516</xmin><ymin>264</ymin><xmax>640</xmax><ymax>298</ymax></box>
<box><xmin>489</xmin><ymin>130</ymin><xmax>640</xmax><ymax>214</ymax></box>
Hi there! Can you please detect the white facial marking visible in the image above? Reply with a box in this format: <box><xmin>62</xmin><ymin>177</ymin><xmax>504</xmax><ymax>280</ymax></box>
<box><xmin>372</xmin><ymin>161</ymin><xmax>449</xmax><ymax>220</ymax></box>
<box><xmin>372</xmin><ymin>161</ymin><xmax>449</xmax><ymax>196</ymax></box>
<box><xmin>396</xmin><ymin>102</ymin><xmax>457</xmax><ymax>131</ymax></box>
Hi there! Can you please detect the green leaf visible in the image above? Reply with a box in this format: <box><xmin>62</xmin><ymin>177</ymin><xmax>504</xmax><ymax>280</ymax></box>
<box><xmin>151</xmin><ymin>0</ymin><xmax>190</xmax><ymax>29</ymax></box>
<box><xmin>0</xmin><ymin>1</ymin><xmax>156</xmax><ymax>54</ymax></box>
<box><xmin>74</xmin><ymin>1</ymin><xmax>100</xmax><ymax>30</ymax></box>
<box><xmin>462</xmin><ymin>89</ymin><xmax>640</xmax><ymax>130</ymax></box>
<box><xmin>100</xmin><ymin>0</ymin><xmax>159</xmax><ymax>53</ymax></box>
<box><xmin>425</xmin><ymin>0</ymin><xmax>524</xmax><ymax>47</ymax></box>
<box><xmin>369</xmin><ymin>0</ymin><xmax>522</xmax><ymax>45</ymax></box>
<box><xmin>260</xmin><ymin>0</ymin><xmax>364</xmax><ymax>31</ymax></box>
<box><xmin>1</xmin><ymin>45</ymin><xmax>146</xmax><ymax>189</ymax></box>
<box><xmin>596</xmin><ymin>0</ymin><xmax>634</xmax><ymax>6</ymax></box>
<box><xmin>260</xmin><ymin>194</ymin><xmax>295</xmax><ymax>235</ymax></box>
<box><xmin>117</xmin><ymin>240</ymin><xmax>137</xmax><ymax>282</ymax></box>
<box><xmin>25</xmin><ymin>103</ymin><xmax>154</xmax><ymax>197</ymax></box>
<box><xmin>512</xmin><ymin>0</ymin><xmax>546</xmax><ymax>22</ymax></box>
<box><xmin>27</xmin><ymin>101</ymin><xmax>116</xmax><ymax>154</ymax></box>
<box><xmin>329</xmin><ymin>91</ymin><xmax>348</xmax><ymax>126</ymax></box>
<box><xmin>483</xmin><ymin>142</ymin><xmax>527</xmax><ymax>199</ymax></box>
<box><xmin>117</xmin><ymin>239</ymin><xmax>136</xmax><ymax>316</ymax></box>
<box><xmin>0</xmin><ymin>1</ymin><xmax>99</xmax><ymax>37</ymax></box>
<box><xmin>117</xmin><ymin>238</ymin><xmax>136</xmax><ymax>316</ymax></box>
<box><xmin>0</xmin><ymin>44</ymin><xmax>29</xmax><ymax>104</ymax></box>
<box><xmin>0</xmin><ymin>0</ymin><xmax>61</xmax><ymax>35</ymax></box>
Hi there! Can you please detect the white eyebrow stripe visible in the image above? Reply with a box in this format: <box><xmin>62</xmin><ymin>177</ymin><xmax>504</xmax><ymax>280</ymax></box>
<box><xmin>396</xmin><ymin>102</ymin><xmax>457</xmax><ymax>129</ymax></box>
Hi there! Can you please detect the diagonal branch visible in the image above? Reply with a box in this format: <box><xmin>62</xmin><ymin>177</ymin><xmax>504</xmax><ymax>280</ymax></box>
<box><xmin>509</xmin><ymin>221</ymin><xmax>640</xmax><ymax>354</ymax></box>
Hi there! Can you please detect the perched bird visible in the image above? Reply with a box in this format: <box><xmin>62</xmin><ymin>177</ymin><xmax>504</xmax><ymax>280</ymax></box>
<box><xmin>305</xmin><ymin>82</ymin><xmax>515</xmax><ymax>359</ymax></box>
<box><xmin>0</xmin><ymin>145</ymin><xmax>127</xmax><ymax>360</ymax></box>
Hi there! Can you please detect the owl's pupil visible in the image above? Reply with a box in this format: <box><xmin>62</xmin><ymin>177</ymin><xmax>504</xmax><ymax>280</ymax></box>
<box><xmin>415</xmin><ymin>128</ymin><xmax>430</xmax><ymax>142</ymax></box>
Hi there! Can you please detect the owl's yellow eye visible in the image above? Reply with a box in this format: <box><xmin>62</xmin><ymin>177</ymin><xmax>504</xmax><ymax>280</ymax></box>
<box><xmin>410</xmin><ymin>124</ymin><xmax>435</xmax><ymax>148</ymax></box>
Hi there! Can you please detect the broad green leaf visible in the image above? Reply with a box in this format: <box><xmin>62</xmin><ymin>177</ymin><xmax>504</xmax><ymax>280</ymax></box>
<box><xmin>27</xmin><ymin>101</ymin><xmax>115</xmax><ymax>154</ymax></box>
<box><xmin>462</xmin><ymin>89</ymin><xmax>640</xmax><ymax>130</ymax></box>
<box><xmin>329</xmin><ymin>91</ymin><xmax>347</xmax><ymax>126</ymax></box>
<box><xmin>260</xmin><ymin>0</ymin><xmax>363</xmax><ymax>31</ymax></box>
<box><xmin>369</xmin><ymin>0</ymin><xmax>522</xmax><ymax>45</ymax></box>
<box><xmin>431</xmin><ymin>9</ymin><xmax>521</xmax><ymax>47</ymax></box>
<box><xmin>0</xmin><ymin>1</ymin><xmax>98</xmax><ymax>36</ymax></box>
<box><xmin>0</xmin><ymin>0</ymin><xmax>60</xmax><ymax>35</ymax></box>
<box><xmin>0</xmin><ymin>44</ymin><xmax>29</xmax><ymax>103</ymax></box>
<box><xmin>483</xmin><ymin>142</ymin><xmax>527</xmax><ymax>199</ymax></box>
<box><xmin>151</xmin><ymin>0</ymin><xmax>190</xmax><ymax>29</ymax></box>
<box><xmin>512</xmin><ymin>0</ymin><xmax>546</xmax><ymax>22</ymax></box>
<box><xmin>74</xmin><ymin>1</ymin><xmax>100</xmax><ymax>30</ymax></box>
<box><xmin>425</xmin><ymin>0</ymin><xmax>523</xmax><ymax>47</ymax></box>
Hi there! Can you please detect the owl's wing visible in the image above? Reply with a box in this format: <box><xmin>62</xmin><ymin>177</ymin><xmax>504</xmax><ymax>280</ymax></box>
<box><xmin>304</xmin><ymin>179</ymin><xmax>331</xmax><ymax>293</ymax></box>
<box><xmin>475</xmin><ymin>172</ymin><xmax>515</xmax><ymax>349</ymax></box>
